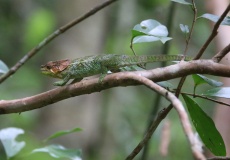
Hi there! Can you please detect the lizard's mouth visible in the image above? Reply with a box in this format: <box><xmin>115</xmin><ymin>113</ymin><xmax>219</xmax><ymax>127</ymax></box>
<box><xmin>40</xmin><ymin>67</ymin><xmax>62</xmax><ymax>79</ymax></box>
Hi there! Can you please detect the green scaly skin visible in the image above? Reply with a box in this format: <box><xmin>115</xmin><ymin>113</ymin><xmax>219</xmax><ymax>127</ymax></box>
<box><xmin>41</xmin><ymin>54</ymin><xmax>191</xmax><ymax>86</ymax></box>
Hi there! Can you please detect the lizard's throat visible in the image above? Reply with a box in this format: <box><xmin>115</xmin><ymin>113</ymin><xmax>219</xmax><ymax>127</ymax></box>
<box><xmin>41</xmin><ymin>70</ymin><xmax>64</xmax><ymax>79</ymax></box>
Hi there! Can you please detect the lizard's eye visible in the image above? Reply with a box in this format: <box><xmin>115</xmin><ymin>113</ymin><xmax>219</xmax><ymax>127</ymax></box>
<box><xmin>46</xmin><ymin>66</ymin><xmax>51</xmax><ymax>70</ymax></box>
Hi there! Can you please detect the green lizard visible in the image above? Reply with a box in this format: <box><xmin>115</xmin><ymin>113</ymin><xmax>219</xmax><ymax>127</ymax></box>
<box><xmin>41</xmin><ymin>54</ymin><xmax>190</xmax><ymax>86</ymax></box>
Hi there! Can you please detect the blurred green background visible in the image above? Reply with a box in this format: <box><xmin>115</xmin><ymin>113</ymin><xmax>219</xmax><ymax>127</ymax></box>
<box><xmin>0</xmin><ymin>0</ymin><xmax>217</xmax><ymax>159</ymax></box>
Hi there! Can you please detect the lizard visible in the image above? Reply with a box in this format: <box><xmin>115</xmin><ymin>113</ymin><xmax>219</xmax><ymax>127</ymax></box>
<box><xmin>41</xmin><ymin>54</ymin><xmax>191</xmax><ymax>86</ymax></box>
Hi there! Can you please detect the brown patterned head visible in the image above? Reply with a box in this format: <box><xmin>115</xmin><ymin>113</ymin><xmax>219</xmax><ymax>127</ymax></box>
<box><xmin>41</xmin><ymin>59</ymin><xmax>71</xmax><ymax>78</ymax></box>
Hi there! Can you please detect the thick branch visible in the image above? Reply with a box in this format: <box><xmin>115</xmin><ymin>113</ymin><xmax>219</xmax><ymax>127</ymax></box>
<box><xmin>0</xmin><ymin>60</ymin><xmax>230</xmax><ymax>114</ymax></box>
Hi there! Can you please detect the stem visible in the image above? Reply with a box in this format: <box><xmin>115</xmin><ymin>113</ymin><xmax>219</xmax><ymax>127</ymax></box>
<box><xmin>177</xmin><ymin>91</ymin><xmax>230</xmax><ymax>107</ymax></box>
<box><xmin>141</xmin><ymin>2</ymin><xmax>177</xmax><ymax>160</ymax></box>
<box><xmin>183</xmin><ymin>0</ymin><xmax>197</xmax><ymax>56</ymax></box>
<box><xmin>194</xmin><ymin>3</ymin><xmax>230</xmax><ymax>60</ymax></box>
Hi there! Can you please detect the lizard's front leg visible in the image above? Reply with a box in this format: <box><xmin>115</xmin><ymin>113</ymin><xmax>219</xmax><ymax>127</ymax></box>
<box><xmin>99</xmin><ymin>65</ymin><xmax>109</xmax><ymax>83</ymax></box>
<box><xmin>53</xmin><ymin>74</ymin><xmax>71</xmax><ymax>86</ymax></box>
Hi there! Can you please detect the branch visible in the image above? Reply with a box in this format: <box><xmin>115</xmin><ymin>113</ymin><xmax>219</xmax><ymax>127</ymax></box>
<box><xmin>194</xmin><ymin>3</ymin><xmax>230</xmax><ymax>60</ymax></box>
<box><xmin>207</xmin><ymin>156</ymin><xmax>230</xmax><ymax>160</ymax></box>
<box><xmin>141</xmin><ymin>3</ymin><xmax>177</xmax><ymax>159</ymax></box>
<box><xmin>123</xmin><ymin>74</ymin><xmax>205</xmax><ymax>160</ymax></box>
<box><xmin>180</xmin><ymin>92</ymin><xmax>230</xmax><ymax>107</ymax></box>
<box><xmin>174</xmin><ymin>0</ymin><xmax>197</xmax><ymax>101</ymax></box>
<box><xmin>0</xmin><ymin>0</ymin><xmax>119</xmax><ymax>84</ymax></box>
<box><xmin>1</xmin><ymin>60</ymin><xmax>230</xmax><ymax>114</ymax></box>
<box><xmin>212</xmin><ymin>43</ymin><xmax>230</xmax><ymax>63</ymax></box>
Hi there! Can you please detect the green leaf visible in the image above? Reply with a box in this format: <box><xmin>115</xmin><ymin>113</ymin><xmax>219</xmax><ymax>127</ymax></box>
<box><xmin>131</xmin><ymin>19</ymin><xmax>172</xmax><ymax>44</ymax></box>
<box><xmin>32</xmin><ymin>145</ymin><xmax>82</xmax><ymax>160</ymax></box>
<box><xmin>192</xmin><ymin>74</ymin><xmax>223</xmax><ymax>87</ymax></box>
<box><xmin>171</xmin><ymin>0</ymin><xmax>192</xmax><ymax>5</ymax></box>
<box><xmin>199</xmin><ymin>14</ymin><xmax>230</xmax><ymax>26</ymax></box>
<box><xmin>0</xmin><ymin>127</ymin><xmax>26</xmax><ymax>158</ymax></box>
<box><xmin>179</xmin><ymin>24</ymin><xmax>189</xmax><ymax>33</ymax></box>
<box><xmin>202</xmin><ymin>87</ymin><xmax>230</xmax><ymax>99</ymax></box>
<box><xmin>44</xmin><ymin>127</ymin><xmax>82</xmax><ymax>142</ymax></box>
<box><xmin>192</xmin><ymin>74</ymin><xmax>223</xmax><ymax>94</ymax></box>
<box><xmin>131</xmin><ymin>30</ymin><xmax>147</xmax><ymax>37</ymax></box>
<box><xmin>182</xmin><ymin>94</ymin><xmax>226</xmax><ymax>156</ymax></box>
<box><xmin>0</xmin><ymin>60</ymin><xmax>9</xmax><ymax>74</ymax></box>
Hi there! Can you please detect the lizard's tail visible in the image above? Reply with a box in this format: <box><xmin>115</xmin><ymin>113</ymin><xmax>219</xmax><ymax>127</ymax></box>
<box><xmin>114</xmin><ymin>54</ymin><xmax>191</xmax><ymax>67</ymax></box>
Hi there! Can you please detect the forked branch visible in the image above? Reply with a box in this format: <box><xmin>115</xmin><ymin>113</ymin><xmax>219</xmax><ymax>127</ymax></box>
<box><xmin>1</xmin><ymin>59</ymin><xmax>230</xmax><ymax>114</ymax></box>
<box><xmin>123</xmin><ymin>73</ymin><xmax>205</xmax><ymax>160</ymax></box>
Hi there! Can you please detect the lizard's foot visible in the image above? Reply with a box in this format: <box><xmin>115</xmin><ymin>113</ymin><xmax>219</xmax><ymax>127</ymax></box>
<box><xmin>53</xmin><ymin>81</ymin><xmax>66</xmax><ymax>86</ymax></box>
<box><xmin>137</xmin><ymin>63</ymin><xmax>146</xmax><ymax>69</ymax></box>
<box><xmin>98</xmin><ymin>74</ymin><xmax>106</xmax><ymax>84</ymax></box>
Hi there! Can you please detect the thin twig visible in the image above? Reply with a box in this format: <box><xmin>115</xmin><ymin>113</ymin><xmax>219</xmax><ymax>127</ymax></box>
<box><xmin>194</xmin><ymin>3</ymin><xmax>230</xmax><ymax>60</ymax></box>
<box><xmin>183</xmin><ymin>0</ymin><xmax>197</xmax><ymax>57</ymax></box>
<box><xmin>0</xmin><ymin>0</ymin><xmax>119</xmax><ymax>84</ymax></box>
<box><xmin>178</xmin><ymin>92</ymin><xmax>230</xmax><ymax>107</ymax></box>
<box><xmin>124</xmin><ymin>73</ymin><xmax>205</xmax><ymax>160</ymax></box>
<box><xmin>212</xmin><ymin>43</ymin><xmax>230</xmax><ymax>63</ymax></box>
<box><xmin>207</xmin><ymin>156</ymin><xmax>230</xmax><ymax>160</ymax></box>
<box><xmin>174</xmin><ymin>0</ymin><xmax>197</xmax><ymax>99</ymax></box>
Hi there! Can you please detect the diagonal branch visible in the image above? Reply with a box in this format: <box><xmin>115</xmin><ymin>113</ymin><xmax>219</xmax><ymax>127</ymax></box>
<box><xmin>122</xmin><ymin>74</ymin><xmax>205</xmax><ymax>160</ymax></box>
<box><xmin>0</xmin><ymin>0</ymin><xmax>119</xmax><ymax>84</ymax></box>
<box><xmin>194</xmin><ymin>3</ymin><xmax>230</xmax><ymax>60</ymax></box>
<box><xmin>212</xmin><ymin>43</ymin><xmax>230</xmax><ymax>63</ymax></box>
<box><xmin>0</xmin><ymin>60</ymin><xmax>230</xmax><ymax>114</ymax></box>
<box><xmin>207</xmin><ymin>156</ymin><xmax>230</xmax><ymax>160</ymax></box>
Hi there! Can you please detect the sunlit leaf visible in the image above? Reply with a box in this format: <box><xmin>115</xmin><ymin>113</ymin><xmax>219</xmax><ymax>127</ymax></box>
<box><xmin>133</xmin><ymin>35</ymin><xmax>172</xmax><ymax>44</ymax></box>
<box><xmin>32</xmin><ymin>145</ymin><xmax>82</xmax><ymax>160</ymax></box>
<box><xmin>44</xmin><ymin>127</ymin><xmax>82</xmax><ymax>142</ymax></box>
<box><xmin>0</xmin><ymin>60</ymin><xmax>9</xmax><ymax>74</ymax></box>
<box><xmin>182</xmin><ymin>94</ymin><xmax>226</xmax><ymax>156</ymax></box>
<box><xmin>131</xmin><ymin>19</ymin><xmax>172</xmax><ymax>44</ymax></box>
<box><xmin>202</xmin><ymin>87</ymin><xmax>230</xmax><ymax>98</ymax></box>
<box><xmin>199</xmin><ymin>14</ymin><xmax>230</xmax><ymax>26</ymax></box>
<box><xmin>171</xmin><ymin>0</ymin><xmax>192</xmax><ymax>5</ymax></box>
<box><xmin>179</xmin><ymin>24</ymin><xmax>189</xmax><ymax>33</ymax></box>
<box><xmin>0</xmin><ymin>127</ymin><xmax>26</xmax><ymax>158</ymax></box>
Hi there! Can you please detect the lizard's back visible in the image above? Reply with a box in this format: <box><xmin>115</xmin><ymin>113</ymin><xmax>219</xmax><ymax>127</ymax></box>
<box><xmin>69</xmin><ymin>54</ymin><xmax>187</xmax><ymax>78</ymax></box>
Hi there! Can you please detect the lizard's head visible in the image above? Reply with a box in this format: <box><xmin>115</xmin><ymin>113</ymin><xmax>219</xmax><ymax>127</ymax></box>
<box><xmin>41</xmin><ymin>59</ymin><xmax>71</xmax><ymax>78</ymax></box>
